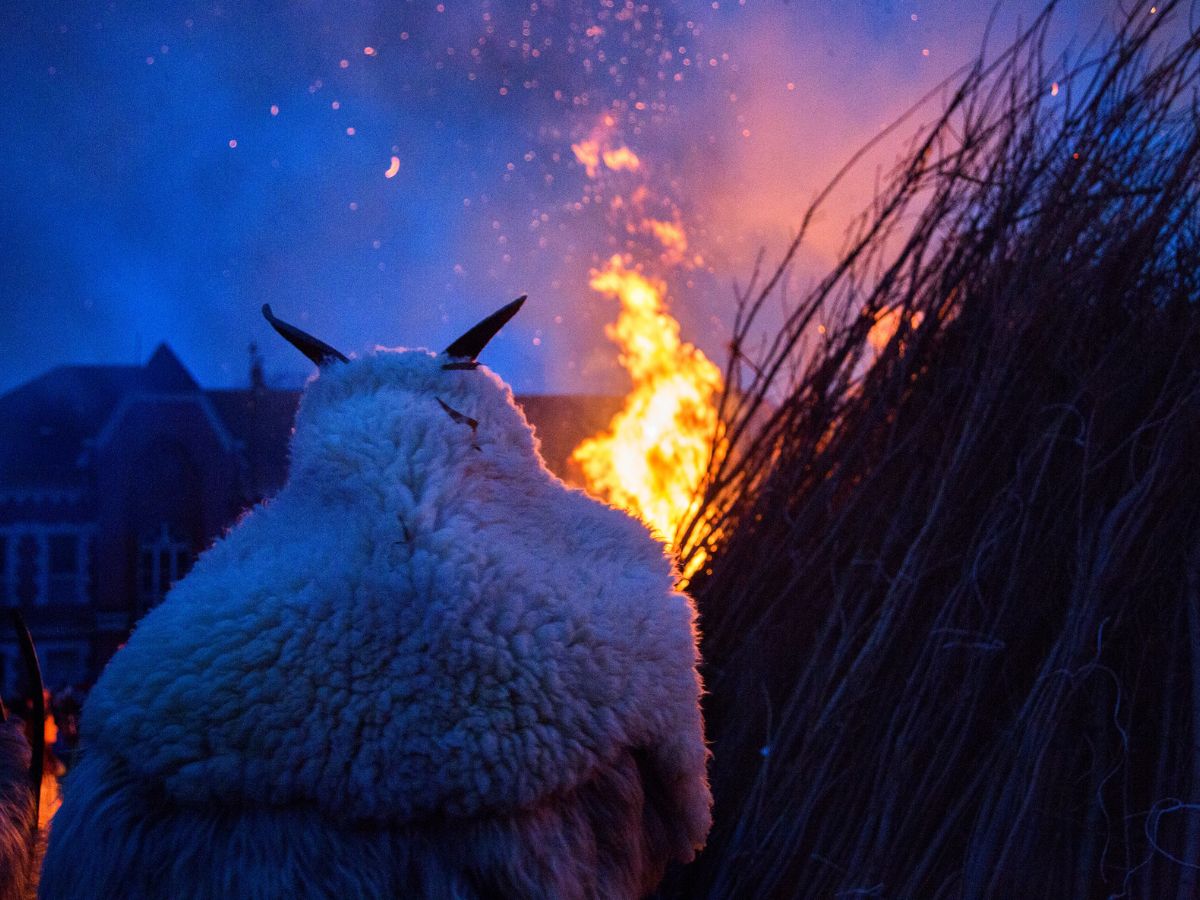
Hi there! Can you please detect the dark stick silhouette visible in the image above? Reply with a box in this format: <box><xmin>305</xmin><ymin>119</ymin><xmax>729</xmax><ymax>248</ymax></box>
<box><xmin>666</xmin><ymin>2</ymin><xmax>1200</xmax><ymax>896</ymax></box>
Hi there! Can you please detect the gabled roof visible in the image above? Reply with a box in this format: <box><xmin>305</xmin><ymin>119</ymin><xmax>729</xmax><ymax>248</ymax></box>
<box><xmin>143</xmin><ymin>343</ymin><xmax>199</xmax><ymax>392</ymax></box>
<box><xmin>0</xmin><ymin>344</ymin><xmax>620</xmax><ymax>494</ymax></box>
<box><xmin>0</xmin><ymin>345</ymin><xmax>202</xmax><ymax>490</ymax></box>
<box><xmin>0</xmin><ymin>363</ymin><xmax>141</xmax><ymax>489</ymax></box>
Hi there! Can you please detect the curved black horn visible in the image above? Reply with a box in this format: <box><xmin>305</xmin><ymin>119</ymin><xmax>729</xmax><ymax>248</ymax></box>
<box><xmin>444</xmin><ymin>296</ymin><xmax>526</xmax><ymax>361</ymax></box>
<box><xmin>10</xmin><ymin>610</ymin><xmax>43</xmax><ymax>835</ymax></box>
<box><xmin>262</xmin><ymin>305</ymin><xmax>349</xmax><ymax>367</ymax></box>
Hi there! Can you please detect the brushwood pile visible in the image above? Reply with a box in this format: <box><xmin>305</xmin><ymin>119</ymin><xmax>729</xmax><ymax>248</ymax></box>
<box><xmin>666</xmin><ymin>3</ymin><xmax>1200</xmax><ymax>897</ymax></box>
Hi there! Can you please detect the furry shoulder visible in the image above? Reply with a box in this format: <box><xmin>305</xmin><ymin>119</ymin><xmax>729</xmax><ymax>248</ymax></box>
<box><xmin>82</xmin><ymin>349</ymin><xmax>709</xmax><ymax>837</ymax></box>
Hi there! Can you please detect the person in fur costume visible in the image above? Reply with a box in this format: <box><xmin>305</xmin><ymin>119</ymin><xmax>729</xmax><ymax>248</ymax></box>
<box><xmin>40</xmin><ymin>300</ymin><xmax>711</xmax><ymax>899</ymax></box>
<box><xmin>0</xmin><ymin>719</ymin><xmax>36</xmax><ymax>900</ymax></box>
<box><xmin>1</xmin><ymin>614</ymin><xmax>45</xmax><ymax>900</ymax></box>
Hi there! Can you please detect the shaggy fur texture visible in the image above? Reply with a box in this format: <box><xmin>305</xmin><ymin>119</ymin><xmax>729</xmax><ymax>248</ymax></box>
<box><xmin>41</xmin><ymin>348</ymin><xmax>710</xmax><ymax>897</ymax></box>
<box><xmin>0</xmin><ymin>721</ymin><xmax>35</xmax><ymax>900</ymax></box>
<box><xmin>40</xmin><ymin>746</ymin><xmax>682</xmax><ymax>899</ymax></box>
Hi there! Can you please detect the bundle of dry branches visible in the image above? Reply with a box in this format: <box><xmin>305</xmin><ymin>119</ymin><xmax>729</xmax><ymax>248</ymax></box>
<box><xmin>669</xmin><ymin>3</ymin><xmax>1200</xmax><ymax>896</ymax></box>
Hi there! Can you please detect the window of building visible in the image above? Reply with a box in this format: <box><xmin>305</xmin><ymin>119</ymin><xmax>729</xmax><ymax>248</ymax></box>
<box><xmin>137</xmin><ymin>525</ymin><xmax>194</xmax><ymax>610</ymax></box>
<box><xmin>0</xmin><ymin>529</ymin><xmax>90</xmax><ymax>606</ymax></box>
<box><xmin>16</xmin><ymin>535</ymin><xmax>38</xmax><ymax>606</ymax></box>
<box><xmin>48</xmin><ymin>534</ymin><xmax>78</xmax><ymax>604</ymax></box>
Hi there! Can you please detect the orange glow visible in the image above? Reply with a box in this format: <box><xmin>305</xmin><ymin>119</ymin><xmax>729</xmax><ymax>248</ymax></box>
<box><xmin>868</xmin><ymin>307</ymin><xmax>924</xmax><ymax>353</ymax></box>
<box><xmin>868</xmin><ymin>307</ymin><xmax>902</xmax><ymax>353</ymax></box>
<box><xmin>572</xmin><ymin>139</ymin><xmax>602</xmax><ymax>177</ymax></box>
<box><xmin>642</xmin><ymin>218</ymin><xmax>688</xmax><ymax>264</ymax></box>
<box><xmin>572</xmin><ymin>256</ymin><xmax>723</xmax><ymax>577</ymax></box>
<box><xmin>601</xmin><ymin>146</ymin><xmax>641</xmax><ymax>173</ymax></box>
<box><xmin>40</xmin><ymin>771</ymin><xmax>60</xmax><ymax>831</ymax></box>
<box><xmin>572</xmin><ymin>139</ymin><xmax>642</xmax><ymax>178</ymax></box>
<box><xmin>384</xmin><ymin>156</ymin><xmax>401</xmax><ymax>178</ymax></box>
<box><xmin>40</xmin><ymin>711</ymin><xmax>61</xmax><ymax>829</ymax></box>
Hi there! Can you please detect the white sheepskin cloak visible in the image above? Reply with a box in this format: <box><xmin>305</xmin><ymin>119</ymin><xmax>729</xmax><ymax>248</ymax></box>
<box><xmin>41</xmin><ymin>348</ymin><xmax>711</xmax><ymax>898</ymax></box>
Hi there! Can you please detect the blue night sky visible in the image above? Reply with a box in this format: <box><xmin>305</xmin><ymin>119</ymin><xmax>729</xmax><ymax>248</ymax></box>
<box><xmin>2</xmin><ymin>0</ymin><xmax>1102</xmax><ymax>395</ymax></box>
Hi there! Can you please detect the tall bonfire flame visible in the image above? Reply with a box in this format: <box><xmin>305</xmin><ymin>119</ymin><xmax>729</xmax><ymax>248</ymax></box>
<box><xmin>568</xmin><ymin>131</ymin><xmax>723</xmax><ymax>579</ymax></box>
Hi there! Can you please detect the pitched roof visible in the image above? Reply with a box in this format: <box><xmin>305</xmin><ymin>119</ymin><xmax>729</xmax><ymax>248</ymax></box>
<box><xmin>0</xmin><ymin>345</ymin><xmax>212</xmax><ymax>490</ymax></box>
<box><xmin>0</xmin><ymin>346</ymin><xmax>623</xmax><ymax>494</ymax></box>
<box><xmin>0</xmin><ymin>363</ymin><xmax>141</xmax><ymax>489</ymax></box>
<box><xmin>143</xmin><ymin>343</ymin><xmax>199</xmax><ymax>392</ymax></box>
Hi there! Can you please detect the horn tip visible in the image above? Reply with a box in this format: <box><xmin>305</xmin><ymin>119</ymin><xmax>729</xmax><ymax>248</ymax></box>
<box><xmin>443</xmin><ymin>294</ymin><xmax>529</xmax><ymax>359</ymax></box>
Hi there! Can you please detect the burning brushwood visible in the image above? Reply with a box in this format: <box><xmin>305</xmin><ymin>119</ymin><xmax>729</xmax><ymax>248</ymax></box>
<box><xmin>664</xmin><ymin>3</ymin><xmax>1200</xmax><ymax>897</ymax></box>
<box><xmin>40</xmin><ymin>301</ymin><xmax>710</xmax><ymax>898</ymax></box>
<box><xmin>571</xmin><ymin>257</ymin><xmax>724</xmax><ymax>582</ymax></box>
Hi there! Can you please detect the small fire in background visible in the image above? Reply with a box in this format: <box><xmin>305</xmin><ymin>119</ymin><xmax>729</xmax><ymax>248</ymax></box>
<box><xmin>10</xmin><ymin>697</ymin><xmax>65</xmax><ymax>831</ymax></box>
<box><xmin>568</xmin><ymin>130</ymin><xmax>723</xmax><ymax>579</ymax></box>
<box><xmin>40</xmin><ymin>710</ymin><xmax>62</xmax><ymax>830</ymax></box>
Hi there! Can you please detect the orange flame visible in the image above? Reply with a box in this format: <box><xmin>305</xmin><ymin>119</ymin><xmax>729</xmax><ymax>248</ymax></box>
<box><xmin>868</xmin><ymin>307</ymin><xmax>925</xmax><ymax>353</ymax></box>
<box><xmin>572</xmin><ymin>256</ymin><xmax>722</xmax><ymax>576</ymax></box>
<box><xmin>642</xmin><ymin>218</ymin><xmax>687</xmax><ymax>254</ymax></box>
<box><xmin>572</xmin><ymin>139</ymin><xmax>642</xmax><ymax>179</ymax></box>
<box><xmin>867</xmin><ymin>307</ymin><xmax>904</xmax><ymax>353</ymax></box>
<box><xmin>43</xmin><ymin>710</ymin><xmax>61</xmax><ymax>828</ymax></box>
<box><xmin>601</xmin><ymin>146</ymin><xmax>641</xmax><ymax>174</ymax></box>
<box><xmin>572</xmin><ymin>139</ymin><xmax>602</xmax><ymax>178</ymax></box>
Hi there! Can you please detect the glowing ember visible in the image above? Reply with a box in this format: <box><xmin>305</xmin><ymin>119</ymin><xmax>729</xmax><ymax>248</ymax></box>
<box><xmin>641</xmin><ymin>218</ymin><xmax>690</xmax><ymax>265</ymax></box>
<box><xmin>868</xmin><ymin>307</ymin><xmax>925</xmax><ymax>354</ymax></box>
<box><xmin>571</xmin><ymin>139</ymin><xmax>602</xmax><ymax>178</ymax></box>
<box><xmin>571</xmin><ymin>139</ymin><xmax>642</xmax><ymax>178</ymax></box>
<box><xmin>601</xmin><ymin>146</ymin><xmax>641</xmax><ymax>173</ymax></box>
<box><xmin>572</xmin><ymin>256</ymin><xmax>722</xmax><ymax>576</ymax></box>
<box><xmin>868</xmin><ymin>307</ymin><xmax>904</xmax><ymax>353</ymax></box>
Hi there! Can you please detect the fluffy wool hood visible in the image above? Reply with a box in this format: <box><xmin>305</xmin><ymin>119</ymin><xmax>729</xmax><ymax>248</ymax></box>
<box><xmin>81</xmin><ymin>342</ymin><xmax>710</xmax><ymax>847</ymax></box>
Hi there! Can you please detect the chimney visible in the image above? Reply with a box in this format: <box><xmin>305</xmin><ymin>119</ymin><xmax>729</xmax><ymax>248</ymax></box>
<box><xmin>248</xmin><ymin>342</ymin><xmax>265</xmax><ymax>391</ymax></box>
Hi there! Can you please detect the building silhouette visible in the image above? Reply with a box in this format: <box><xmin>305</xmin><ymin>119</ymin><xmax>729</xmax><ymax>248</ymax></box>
<box><xmin>0</xmin><ymin>344</ymin><xmax>618</xmax><ymax>693</ymax></box>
